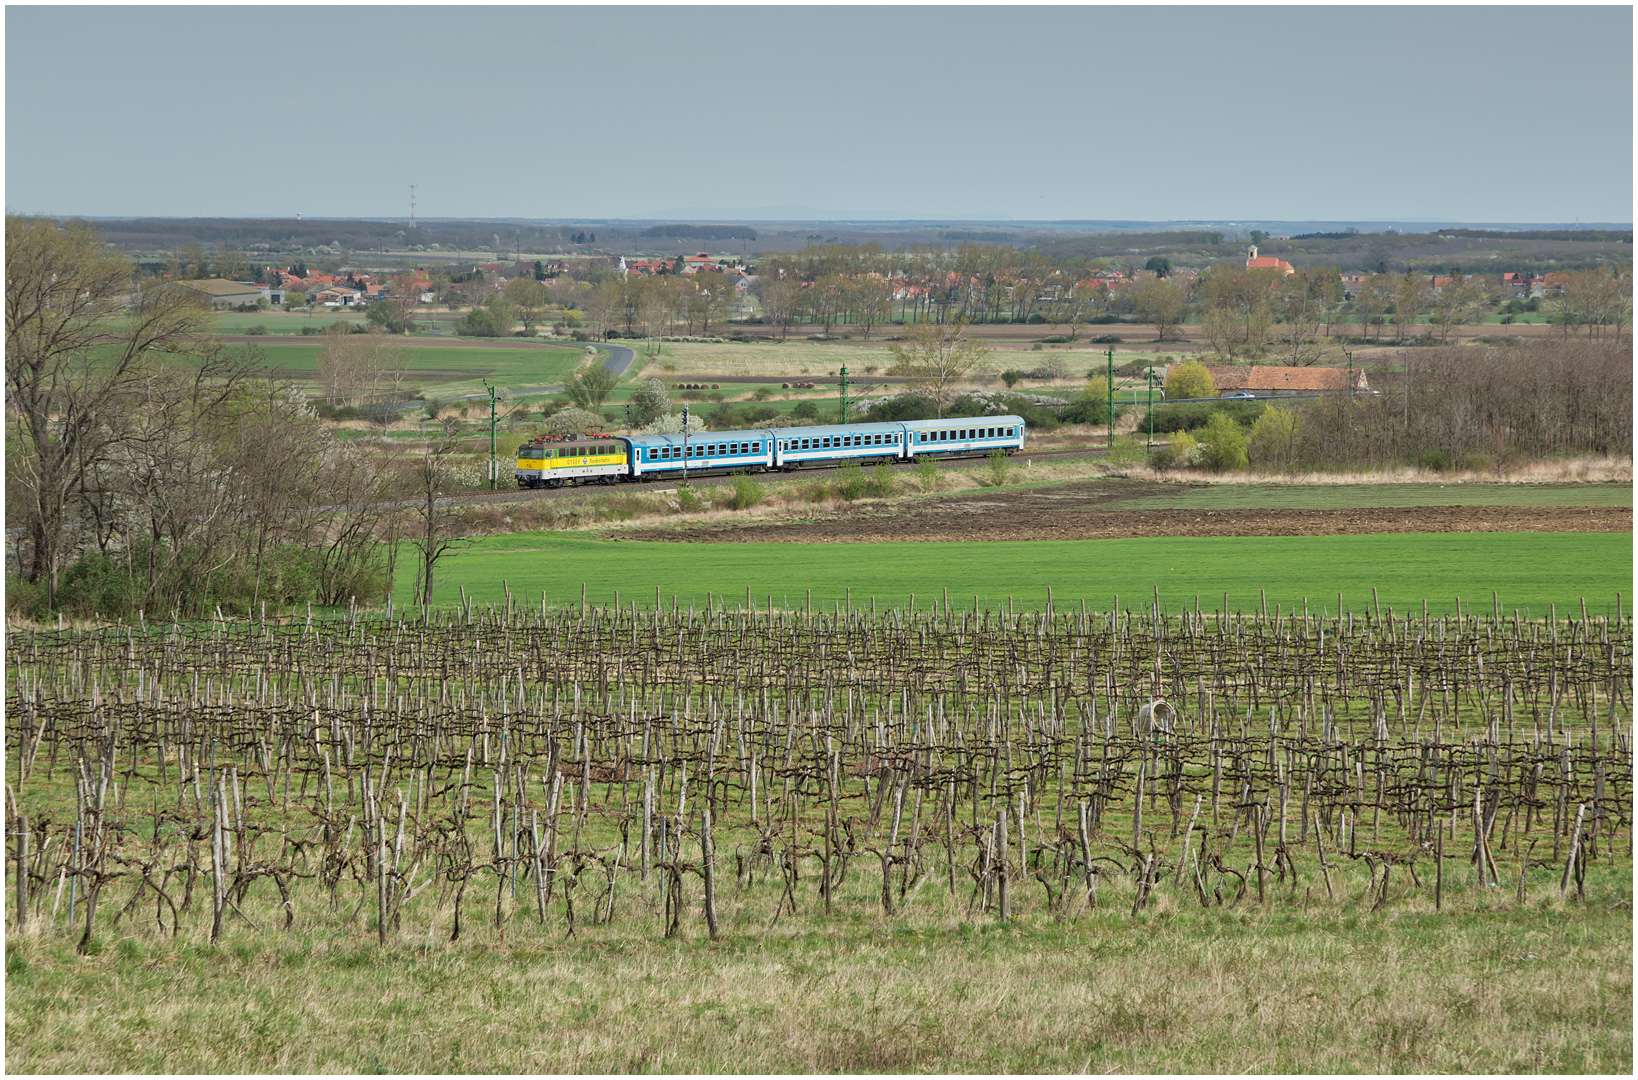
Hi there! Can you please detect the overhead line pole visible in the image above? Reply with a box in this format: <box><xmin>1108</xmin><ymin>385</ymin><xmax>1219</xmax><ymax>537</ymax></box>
<box><xmin>484</xmin><ymin>380</ymin><xmax>498</xmax><ymax>490</ymax></box>
<box><xmin>1106</xmin><ymin>346</ymin><xmax>1114</xmax><ymax>449</ymax></box>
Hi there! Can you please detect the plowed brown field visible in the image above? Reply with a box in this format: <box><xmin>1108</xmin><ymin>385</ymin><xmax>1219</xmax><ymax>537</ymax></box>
<box><xmin>624</xmin><ymin>481</ymin><xmax>1631</xmax><ymax>543</ymax></box>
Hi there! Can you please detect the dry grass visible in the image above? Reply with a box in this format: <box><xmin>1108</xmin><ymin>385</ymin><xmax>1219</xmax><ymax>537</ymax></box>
<box><xmin>1119</xmin><ymin>455</ymin><xmax>1634</xmax><ymax>487</ymax></box>
<box><xmin>5</xmin><ymin>862</ymin><xmax>1629</xmax><ymax>1073</ymax></box>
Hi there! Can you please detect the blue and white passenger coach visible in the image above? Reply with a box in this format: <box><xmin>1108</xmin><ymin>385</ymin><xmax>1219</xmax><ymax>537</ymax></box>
<box><xmin>902</xmin><ymin>415</ymin><xmax>1025</xmax><ymax>459</ymax></box>
<box><xmin>627</xmin><ymin>431</ymin><xmax>776</xmax><ymax>479</ymax></box>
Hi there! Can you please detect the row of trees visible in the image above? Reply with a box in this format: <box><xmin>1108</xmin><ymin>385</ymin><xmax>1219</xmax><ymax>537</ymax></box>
<box><xmin>1153</xmin><ymin>341</ymin><xmax>1632</xmax><ymax>474</ymax></box>
<box><xmin>6</xmin><ymin>216</ymin><xmax>476</xmax><ymax>619</ymax></box>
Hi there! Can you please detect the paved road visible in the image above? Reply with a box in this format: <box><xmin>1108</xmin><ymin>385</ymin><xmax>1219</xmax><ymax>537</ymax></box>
<box><xmin>600</xmin><ymin>343</ymin><xmax>637</xmax><ymax>376</ymax></box>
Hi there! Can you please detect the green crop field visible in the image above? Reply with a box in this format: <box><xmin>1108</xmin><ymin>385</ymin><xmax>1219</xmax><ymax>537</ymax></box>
<box><xmin>237</xmin><ymin>340</ymin><xmax>592</xmax><ymax>397</ymax></box>
<box><xmin>396</xmin><ymin>530</ymin><xmax>1631</xmax><ymax>618</ymax></box>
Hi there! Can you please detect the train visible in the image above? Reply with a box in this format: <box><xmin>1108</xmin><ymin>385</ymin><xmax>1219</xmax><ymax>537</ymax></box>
<box><xmin>515</xmin><ymin>413</ymin><xmax>1027</xmax><ymax>488</ymax></box>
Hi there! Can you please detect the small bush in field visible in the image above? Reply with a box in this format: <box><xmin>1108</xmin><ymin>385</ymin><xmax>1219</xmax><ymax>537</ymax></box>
<box><xmin>980</xmin><ymin>449</ymin><xmax>1011</xmax><ymax>487</ymax></box>
<box><xmin>863</xmin><ymin>464</ymin><xmax>896</xmax><ymax>498</ymax></box>
<box><xmin>833</xmin><ymin>459</ymin><xmax>866</xmax><ymax>500</ymax></box>
<box><xmin>914</xmin><ymin>455</ymin><xmax>943</xmax><ymax>491</ymax></box>
<box><xmin>721</xmin><ymin>474</ymin><xmax>766</xmax><ymax>510</ymax></box>
<box><xmin>674</xmin><ymin>483</ymin><xmax>706</xmax><ymax>513</ymax></box>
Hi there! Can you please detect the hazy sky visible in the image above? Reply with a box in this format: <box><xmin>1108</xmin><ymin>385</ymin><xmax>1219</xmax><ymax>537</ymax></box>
<box><xmin>7</xmin><ymin>5</ymin><xmax>1632</xmax><ymax>223</ymax></box>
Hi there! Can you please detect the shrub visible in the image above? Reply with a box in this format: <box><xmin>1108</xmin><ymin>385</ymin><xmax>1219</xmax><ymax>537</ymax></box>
<box><xmin>674</xmin><ymin>483</ymin><xmax>706</xmax><ymax>513</ymax></box>
<box><xmin>863</xmin><ymin>394</ymin><xmax>938</xmax><ymax>423</ymax></box>
<box><xmin>832</xmin><ymin>459</ymin><xmax>867</xmax><ymax>500</ymax></box>
<box><xmin>245</xmin><ymin>324</ymin><xmax>268</xmax><ymax>336</ymax></box>
<box><xmin>721</xmin><ymin>474</ymin><xmax>766</xmax><ymax>510</ymax></box>
<box><xmin>914</xmin><ymin>455</ymin><xmax>943</xmax><ymax>491</ymax></box>
<box><xmin>800</xmin><ymin>479</ymin><xmax>831</xmax><ymax>503</ymax></box>
<box><xmin>1416</xmin><ymin>448</ymin><xmax>1454</xmax><ymax>472</ymax></box>
<box><xmin>1168</xmin><ymin>429</ymin><xmax>1202</xmax><ymax>468</ymax></box>
<box><xmin>1247</xmin><ymin>402</ymin><xmax>1302</xmax><ymax>472</ymax></box>
<box><xmin>791</xmin><ymin>401</ymin><xmax>819</xmax><ymax>419</ymax></box>
<box><xmin>863</xmin><ymin>464</ymin><xmax>896</xmax><ymax>498</ymax></box>
<box><xmin>1196</xmin><ymin>411</ymin><xmax>1249</xmax><ymax>472</ymax></box>
<box><xmin>979</xmin><ymin>449</ymin><xmax>1011</xmax><ymax>487</ymax></box>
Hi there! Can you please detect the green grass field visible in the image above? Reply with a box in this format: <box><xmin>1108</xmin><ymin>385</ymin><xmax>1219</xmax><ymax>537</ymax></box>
<box><xmin>398</xmin><ymin>531</ymin><xmax>1631</xmax><ymax>618</ymax></box>
<box><xmin>7</xmin><ymin>880</ymin><xmax>1629</xmax><ymax>1073</ymax></box>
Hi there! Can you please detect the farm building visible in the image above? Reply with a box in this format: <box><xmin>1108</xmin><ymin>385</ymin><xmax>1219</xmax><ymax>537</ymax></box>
<box><xmin>178</xmin><ymin>279</ymin><xmax>262</xmax><ymax>309</ymax></box>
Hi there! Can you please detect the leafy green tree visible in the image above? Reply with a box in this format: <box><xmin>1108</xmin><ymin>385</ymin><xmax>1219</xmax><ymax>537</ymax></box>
<box><xmin>364</xmin><ymin>298</ymin><xmax>416</xmax><ymax>334</ymax></box>
<box><xmin>564</xmin><ymin>364</ymin><xmax>617</xmax><ymax>409</ymax></box>
<box><xmin>1164</xmin><ymin>360</ymin><xmax>1216</xmax><ymax>401</ymax></box>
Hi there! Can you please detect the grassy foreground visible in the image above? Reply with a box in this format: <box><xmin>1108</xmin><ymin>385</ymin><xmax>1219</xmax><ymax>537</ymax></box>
<box><xmin>402</xmin><ymin>530</ymin><xmax>1631</xmax><ymax>618</ymax></box>
<box><xmin>6</xmin><ymin>872</ymin><xmax>1629</xmax><ymax>1074</ymax></box>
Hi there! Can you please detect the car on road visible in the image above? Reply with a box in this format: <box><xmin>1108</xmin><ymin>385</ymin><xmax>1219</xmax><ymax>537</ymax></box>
<box><xmin>1224</xmin><ymin>391</ymin><xmax>1256</xmax><ymax>400</ymax></box>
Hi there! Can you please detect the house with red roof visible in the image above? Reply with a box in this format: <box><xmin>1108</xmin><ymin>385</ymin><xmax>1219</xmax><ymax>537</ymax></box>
<box><xmin>1169</xmin><ymin>363</ymin><xmax>1369</xmax><ymax>397</ymax></box>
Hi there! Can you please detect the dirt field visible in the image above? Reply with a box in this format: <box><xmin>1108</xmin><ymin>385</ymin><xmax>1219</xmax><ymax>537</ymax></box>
<box><xmin>623</xmin><ymin>479</ymin><xmax>1632</xmax><ymax>543</ymax></box>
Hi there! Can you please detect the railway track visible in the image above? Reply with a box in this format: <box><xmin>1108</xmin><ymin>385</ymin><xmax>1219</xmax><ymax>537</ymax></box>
<box><xmin>442</xmin><ymin>444</ymin><xmax>1110</xmax><ymax>506</ymax></box>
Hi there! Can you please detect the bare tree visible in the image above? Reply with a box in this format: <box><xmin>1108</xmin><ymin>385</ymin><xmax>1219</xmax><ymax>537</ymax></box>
<box><xmin>1131</xmin><ymin>276</ymin><xmax>1191</xmax><ymax>342</ymax></box>
<box><xmin>887</xmin><ymin>318</ymin><xmax>988</xmax><ymax>417</ymax></box>
<box><xmin>504</xmin><ymin>277</ymin><xmax>550</xmax><ymax>334</ymax></box>
<box><xmin>1392</xmin><ymin>272</ymin><xmax>1432</xmax><ymax>340</ymax></box>
<box><xmin>847</xmin><ymin>275</ymin><xmax>895</xmax><ymax>340</ymax></box>
<box><xmin>405</xmin><ymin>421</ymin><xmax>472</xmax><ymax>612</ymax></box>
<box><xmin>757</xmin><ymin>273</ymin><xmax>800</xmax><ymax>342</ymax></box>
<box><xmin>6</xmin><ymin>215</ymin><xmax>214</xmax><ymax>607</ymax></box>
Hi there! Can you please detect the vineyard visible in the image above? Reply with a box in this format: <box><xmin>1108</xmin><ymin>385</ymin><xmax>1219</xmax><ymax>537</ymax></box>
<box><xmin>8</xmin><ymin>591</ymin><xmax>1630</xmax><ymax>957</ymax></box>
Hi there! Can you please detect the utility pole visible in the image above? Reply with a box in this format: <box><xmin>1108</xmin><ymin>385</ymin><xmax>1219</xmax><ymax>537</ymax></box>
<box><xmin>681</xmin><ymin>405</ymin><xmax>690</xmax><ymax>482</ymax></box>
<box><xmin>483</xmin><ymin>380</ymin><xmax>498</xmax><ymax>490</ymax></box>
<box><xmin>1106</xmin><ymin>347</ymin><xmax>1115</xmax><ymax>449</ymax></box>
<box><xmin>839</xmin><ymin>365</ymin><xmax>850</xmax><ymax>424</ymax></box>
<box><xmin>1145</xmin><ymin>367</ymin><xmax>1154</xmax><ymax>453</ymax></box>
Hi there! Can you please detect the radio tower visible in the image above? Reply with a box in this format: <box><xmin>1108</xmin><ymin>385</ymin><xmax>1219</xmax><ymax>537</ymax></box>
<box><xmin>409</xmin><ymin>183</ymin><xmax>417</xmax><ymax>230</ymax></box>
